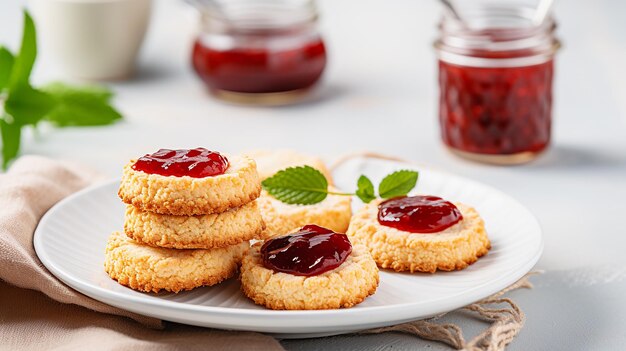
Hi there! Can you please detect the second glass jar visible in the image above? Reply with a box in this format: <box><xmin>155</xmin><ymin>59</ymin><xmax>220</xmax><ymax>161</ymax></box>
<box><xmin>435</xmin><ymin>3</ymin><xmax>561</xmax><ymax>164</ymax></box>
<box><xmin>191</xmin><ymin>0</ymin><xmax>327</xmax><ymax>104</ymax></box>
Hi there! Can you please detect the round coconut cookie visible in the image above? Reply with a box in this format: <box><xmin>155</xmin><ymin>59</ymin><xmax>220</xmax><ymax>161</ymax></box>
<box><xmin>347</xmin><ymin>198</ymin><xmax>491</xmax><ymax>273</ymax></box>
<box><xmin>240</xmin><ymin>225</ymin><xmax>379</xmax><ymax>310</ymax></box>
<box><xmin>124</xmin><ymin>200</ymin><xmax>266</xmax><ymax>249</ymax></box>
<box><xmin>257</xmin><ymin>188</ymin><xmax>352</xmax><ymax>238</ymax></box>
<box><xmin>243</xmin><ymin>149</ymin><xmax>333</xmax><ymax>182</ymax></box>
<box><xmin>118</xmin><ymin>154</ymin><xmax>261</xmax><ymax>216</ymax></box>
<box><xmin>104</xmin><ymin>231</ymin><xmax>247</xmax><ymax>293</ymax></box>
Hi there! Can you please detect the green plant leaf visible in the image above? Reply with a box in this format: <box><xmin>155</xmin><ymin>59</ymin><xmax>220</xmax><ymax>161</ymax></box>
<box><xmin>261</xmin><ymin>166</ymin><xmax>329</xmax><ymax>205</ymax></box>
<box><xmin>0</xmin><ymin>117</ymin><xmax>21</xmax><ymax>169</ymax></box>
<box><xmin>9</xmin><ymin>11</ymin><xmax>36</xmax><ymax>87</ymax></box>
<box><xmin>0</xmin><ymin>47</ymin><xmax>15</xmax><ymax>89</ymax></box>
<box><xmin>378</xmin><ymin>170</ymin><xmax>419</xmax><ymax>199</ymax></box>
<box><xmin>0</xmin><ymin>11</ymin><xmax>123</xmax><ymax>168</ymax></box>
<box><xmin>0</xmin><ymin>10</ymin><xmax>38</xmax><ymax>168</ymax></box>
<box><xmin>356</xmin><ymin>175</ymin><xmax>376</xmax><ymax>203</ymax></box>
<box><xmin>42</xmin><ymin>82</ymin><xmax>114</xmax><ymax>103</ymax></box>
<box><xmin>5</xmin><ymin>84</ymin><xmax>56</xmax><ymax>126</ymax></box>
<box><xmin>41</xmin><ymin>83</ymin><xmax>122</xmax><ymax>126</ymax></box>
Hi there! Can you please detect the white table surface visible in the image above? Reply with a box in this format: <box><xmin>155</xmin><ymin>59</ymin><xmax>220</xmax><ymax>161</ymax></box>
<box><xmin>2</xmin><ymin>0</ymin><xmax>626</xmax><ymax>349</ymax></box>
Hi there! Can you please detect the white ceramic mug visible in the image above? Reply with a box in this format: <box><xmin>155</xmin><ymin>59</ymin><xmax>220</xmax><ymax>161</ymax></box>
<box><xmin>30</xmin><ymin>0</ymin><xmax>152</xmax><ymax>80</ymax></box>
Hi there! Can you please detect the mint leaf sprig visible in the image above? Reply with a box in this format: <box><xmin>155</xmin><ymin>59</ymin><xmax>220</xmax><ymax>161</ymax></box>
<box><xmin>0</xmin><ymin>11</ymin><xmax>122</xmax><ymax>169</ymax></box>
<box><xmin>261</xmin><ymin>166</ymin><xmax>419</xmax><ymax>205</ymax></box>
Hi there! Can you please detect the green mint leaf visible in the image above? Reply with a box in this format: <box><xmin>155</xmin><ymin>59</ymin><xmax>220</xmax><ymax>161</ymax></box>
<box><xmin>42</xmin><ymin>82</ymin><xmax>114</xmax><ymax>102</ymax></box>
<box><xmin>261</xmin><ymin>165</ymin><xmax>329</xmax><ymax>205</ymax></box>
<box><xmin>356</xmin><ymin>175</ymin><xmax>376</xmax><ymax>203</ymax></box>
<box><xmin>41</xmin><ymin>83</ymin><xmax>122</xmax><ymax>126</ymax></box>
<box><xmin>0</xmin><ymin>47</ymin><xmax>15</xmax><ymax>89</ymax></box>
<box><xmin>0</xmin><ymin>11</ymin><xmax>38</xmax><ymax>168</ymax></box>
<box><xmin>378</xmin><ymin>170</ymin><xmax>419</xmax><ymax>199</ymax></box>
<box><xmin>0</xmin><ymin>117</ymin><xmax>21</xmax><ymax>169</ymax></box>
<box><xmin>9</xmin><ymin>11</ymin><xmax>36</xmax><ymax>87</ymax></box>
<box><xmin>5</xmin><ymin>84</ymin><xmax>56</xmax><ymax>126</ymax></box>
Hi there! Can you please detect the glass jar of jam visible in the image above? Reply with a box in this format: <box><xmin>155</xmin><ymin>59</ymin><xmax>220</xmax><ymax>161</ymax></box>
<box><xmin>434</xmin><ymin>3</ymin><xmax>561</xmax><ymax>164</ymax></box>
<box><xmin>190</xmin><ymin>0</ymin><xmax>327</xmax><ymax>105</ymax></box>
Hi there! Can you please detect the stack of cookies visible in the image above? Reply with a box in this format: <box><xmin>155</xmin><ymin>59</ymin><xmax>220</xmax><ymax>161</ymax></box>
<box><xmin>105</xmin><ymin>149</ymin><xmax>266</xmax><ymax>293</ymax></box>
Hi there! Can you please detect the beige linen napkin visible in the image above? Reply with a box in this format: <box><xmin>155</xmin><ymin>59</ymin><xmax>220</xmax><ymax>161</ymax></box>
<box><xmin>0</xmin><ymin>156</ymin><xmax>284</xmax><ymax>351</ymax></box>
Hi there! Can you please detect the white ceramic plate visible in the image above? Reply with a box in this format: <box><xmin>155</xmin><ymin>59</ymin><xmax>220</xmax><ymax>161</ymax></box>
<box><xmin>34</xmin><ymin>160</ymin><xmax>542</xmax><ymax>339</ymax></box>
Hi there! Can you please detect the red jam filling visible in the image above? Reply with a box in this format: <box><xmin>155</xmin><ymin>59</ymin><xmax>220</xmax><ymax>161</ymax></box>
<box><xmin>192</xmin><ymin>37</ymin><xmax>327</xmax><ymax>94</ymax></box>
<box><xmin>132</xmin><ymin>148</ymin><xmax>229</xmax><ymax>178</ymax></box>
<box><xmin>260</xmin><ymin>224</ymin><xmax>352</xmax><ymax>277</ymax></box>
<box><xmin>378</xmin><ymin>195</ymin><xmax>463</xmax><ymax>233</ymax></box>
<box><xmin>439</xmin><ymin>58</ymin><xmax>553</xmax><ymax>155</ymax></box>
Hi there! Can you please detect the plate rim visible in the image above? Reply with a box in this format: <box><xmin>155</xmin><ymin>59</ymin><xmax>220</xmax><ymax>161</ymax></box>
<box><xmin>34</xmin><ymin>169</ymin><xmax>543</xmax><ymax>327</ymax></box>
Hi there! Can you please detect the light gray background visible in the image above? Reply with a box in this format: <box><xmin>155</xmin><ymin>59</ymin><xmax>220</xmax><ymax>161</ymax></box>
<box><xmin>1</xmin><ymin>0</ymin><xmax>625</xmax><ymax>349</ymax></box>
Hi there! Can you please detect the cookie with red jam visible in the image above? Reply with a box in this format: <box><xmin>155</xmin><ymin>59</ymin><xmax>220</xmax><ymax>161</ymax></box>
<box><xmin>347</xmin><ymin>196</ymin><xmax>490</xmax><ymax>273</ymax></box>
<box><xmin>118</xmin><ymin>148</ymin><xmax>261</xmax><ymax>216</ymax></box>
<box><xmin>240</xmin><ymin>225</ymin><xmax>379</xmax><ymax>310</ymax></box>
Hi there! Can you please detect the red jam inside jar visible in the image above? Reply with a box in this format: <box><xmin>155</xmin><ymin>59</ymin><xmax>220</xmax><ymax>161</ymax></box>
<box><xmin>439</xmin><ymin>59</ymin><xmax>553</xmax><ymax>156</ymax></box>
<box><xmin>192</xmin><ymin>36</ymin><xmax>327</xmax><ymax>95</ymax></box>
<box><xmin>378</xmin><ymin>195</ymin><xmax>463</xmax><ymax>233</ymax></box>
<box><xmin>435</xmin><ymin>10</ymin><xmax>560</xmax><ymax>163</ymax></box>
<box><xmin>260</xmin><ymin>224</ymin><xmax>352</xmax><ymax>276</ymax></box>
<box><xmin>132</xmin><ymin>148</ymin><xmax>229</xmax><ymax>178</ymax></box>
